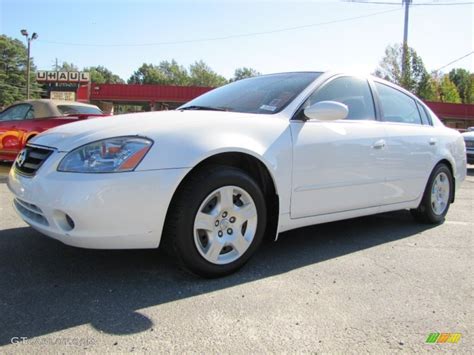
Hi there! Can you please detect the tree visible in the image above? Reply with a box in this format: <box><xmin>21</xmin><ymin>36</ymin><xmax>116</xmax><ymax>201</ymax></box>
<box><xmin>156</xmin><ymin>60</ymin><xmax>189</xmax><ymax>85</ymax></box>
<box><xmin>128</xmin><ymin>60</ymin><xmax>189</xmax><ymax>85</ymax></box>
<box><xmin>189</xmin><ymin>60</ymin><xmax>227</xmax><ymax>87</ymax></box>
<box><xmin>55</xmin><ymin>61</ymin><xmax>79</xmax><ymax>71</ymax></box>
<box><xmin>0</xmin><ymin>35</ymin><xmax>40</xmax><ymax>107</ymax></box>
<box><xmin>84</xmin><ymin>66</ymin><xmax>124</xmax><ymax>84</ymax></box>
<box><xmin>231</xmin><ymin>67</ymin><xmax>260</xmax><ymax>82</ymax></box>
<box><xmin>417</xmin><ymin>71</ymin><xmax>438</xmax><ymax>101</ymax></box>
<box><xmin>438</xmin><ymin>75</ymin><xmax>461</xmax><ymax>103</ymax></box>
<box><xmin>128</xmin><ymin>60</ymin><xmax>227</xmax><ymax>87</ymax></box>
<box><xmin>448</xmin><ymin>68</ymin><xmax>473</xmax><ymax>104</ymax></box>
<box><xmin>128</xmin><ymin>63</ymin><xmax>159</xmax><ymax>84</ymax></box>
<box><xmin>374</xmin><ymin>43</ymin><xmax>429</xmax><ymax>96</ymax></box>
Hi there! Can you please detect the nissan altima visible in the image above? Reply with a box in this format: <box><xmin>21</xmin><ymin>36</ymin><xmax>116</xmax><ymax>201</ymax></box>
<box><xmin>8</xmin><ymin>72</ymin><xmax>467</xmax><ymax>277</ymax></box>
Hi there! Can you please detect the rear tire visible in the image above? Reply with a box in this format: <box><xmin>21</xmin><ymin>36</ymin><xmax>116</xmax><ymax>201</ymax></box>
<box><xmin>411</xmin><ymin>164</ymin><xmax>453</xmax><ymax>224</ymax></box>
<box><xmin>163</xmin><ymin>165</ymin><xmax>267</xmax><ymax>278</ymax></box>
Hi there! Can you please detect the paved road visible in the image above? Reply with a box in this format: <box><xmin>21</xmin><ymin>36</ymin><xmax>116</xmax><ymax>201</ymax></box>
<box><xmin>0</xmin><ymin>165</ymin><xmax>472</xmax><ymax>353</ymax></box>
<box><xmin>0</xmin><ymin>163</ymin><xmax>10</xmax><ymax>183</ymax></box>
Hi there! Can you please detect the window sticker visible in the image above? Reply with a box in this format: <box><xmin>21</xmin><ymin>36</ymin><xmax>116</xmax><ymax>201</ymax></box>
<box><xmin>259</xmin><ymin>105</ymin><xmax>277</xmax><ymax>112</ymax></box>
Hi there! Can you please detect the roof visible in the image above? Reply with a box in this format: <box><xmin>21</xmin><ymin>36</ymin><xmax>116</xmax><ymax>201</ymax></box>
<box><xmin>22</xmin><ymin>99</ymin><xmax>98</xmax><ymax>108</ymax></box>
<box><xmin>10</xmin><ymin>99</ymin><xmax>99</xmax><ymax>118</ymax></box>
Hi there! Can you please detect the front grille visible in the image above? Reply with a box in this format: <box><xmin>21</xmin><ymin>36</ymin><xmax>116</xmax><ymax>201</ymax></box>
<box><xmin>465</xmin><ymin>140</ymin><xmax>474</xmax><ymax>148</ymax></box>
<box><xmin>14</xmin><ymin>198</ymin><xmax>49</xmax><ymax>226</ymax></box>
<box><xmin>15</xmin><ymin>145</ymin><xmax>54</xmax><ymax>176</ymax></box>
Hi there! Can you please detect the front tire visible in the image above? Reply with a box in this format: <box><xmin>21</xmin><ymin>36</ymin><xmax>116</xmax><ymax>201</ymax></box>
<box><xmin>163</xmin><ymin>166</ymin><xmax>267</xmax><ymax>278</ymax></box>
<box><xmin>411</xmin><ymin>164</ymin><xmax>453</xmax><ymax>224</ymax></box>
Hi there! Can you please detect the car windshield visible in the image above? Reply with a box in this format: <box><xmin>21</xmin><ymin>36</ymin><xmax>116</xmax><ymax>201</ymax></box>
<box><xmin>179</xmin><ymin>72</ymin><xmax>321</xmax><ymax>114</ymax></box>
<box><xmin>57</xmin><ymin>105</ymin><xmax>103</xmax><ymax>115</ymax></box>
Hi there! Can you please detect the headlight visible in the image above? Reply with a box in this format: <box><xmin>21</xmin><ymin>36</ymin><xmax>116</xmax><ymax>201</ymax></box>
<box><xmin>58</xmin><ymin>136</ymin><xmax>153</xmax><ymax>173</ymax></box>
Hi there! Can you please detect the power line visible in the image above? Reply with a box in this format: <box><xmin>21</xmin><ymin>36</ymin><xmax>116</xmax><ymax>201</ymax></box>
<box><xmin>411</xmin><ymin>2</ymin><xmax>474</xmax><ymax>6</ymax></box>
<box><xmin>37</xmin><ymin>7</ymin><xmax>402</xmax><ymax>48</ymax></box>
<box><xmin>343</xmin><ymin>1</ymin><xmax>473</xmax><ymax>5</ymax></box>
<box><xmin>343</xmin><ymin>1</ymin><xmax>402</xmax><ymax>4</ymax></box>
<box><xmin>434</xmin><ymin>51</ymin><xmax>474</xmax><ymax>72</ymax></box>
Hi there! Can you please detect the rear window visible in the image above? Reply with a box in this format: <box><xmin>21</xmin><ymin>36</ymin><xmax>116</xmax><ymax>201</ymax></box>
<box><xmin>57</xmin><ymin>105</ymin><xmax>102</xmax><ymax>115</ymax></box>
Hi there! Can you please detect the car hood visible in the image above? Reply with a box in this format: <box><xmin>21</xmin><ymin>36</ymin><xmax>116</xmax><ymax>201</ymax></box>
<box><xmin>30</xmin><ymin>110</ymin><xmax>278</xmax><ymax>151</ymax></box>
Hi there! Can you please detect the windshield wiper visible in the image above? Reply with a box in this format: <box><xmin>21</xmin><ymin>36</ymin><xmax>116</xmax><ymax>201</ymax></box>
<box><xmin>179</xmin><ymin>105</ymin><xmax>231</xmax><ymax>112</ymax></box>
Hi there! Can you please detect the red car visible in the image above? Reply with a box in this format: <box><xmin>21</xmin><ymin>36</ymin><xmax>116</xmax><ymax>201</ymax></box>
<box><xmin>0</xmin><ymin>99</ymin><xmax>106</xmax><ymax>162</ymax></box>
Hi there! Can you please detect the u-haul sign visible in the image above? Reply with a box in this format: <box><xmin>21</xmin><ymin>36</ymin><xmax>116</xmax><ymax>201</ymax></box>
<box><xmin>36</xmin><ymin>71</ymin><xmax>90</xmax><ymax>83</ymax></box>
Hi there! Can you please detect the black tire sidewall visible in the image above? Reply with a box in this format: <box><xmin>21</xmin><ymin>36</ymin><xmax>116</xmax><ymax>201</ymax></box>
<box><xmin>172</xmin><ymin>167</ymin><xmax>267</xmax><ymax>277</ymax></box>
<box><xmin>419</xmin><ymin>164</ymin><xmax>453</xmax><ymax>223</ymax></box>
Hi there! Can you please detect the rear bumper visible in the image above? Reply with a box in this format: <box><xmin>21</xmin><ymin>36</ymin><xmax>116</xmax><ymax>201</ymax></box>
<box><xmin>8</xmin><ymin>162</ymin><xmax>190</xmax><ymax>249</ymax></box>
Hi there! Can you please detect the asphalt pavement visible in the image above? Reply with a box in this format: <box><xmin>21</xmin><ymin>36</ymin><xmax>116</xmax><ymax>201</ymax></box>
<box><xmin>0</xmin><ymin>163</ymin><xmax>472</xmax><ymax>353</ymax></box>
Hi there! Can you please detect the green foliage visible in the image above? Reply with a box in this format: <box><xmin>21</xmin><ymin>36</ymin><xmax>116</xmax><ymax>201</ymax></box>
<box><xmin>55</xmin><ymin>61</ymin><xmax>79</xmax><ymax>71</ymax></box>
<box><xmin>374</xmin><ymin>43</ymin><xmax>473</xmax><ymax>104</ymax></box>
<box><xmin>374</xmin><ymin>43</ymin><xmax>429</xmax><ymax>95</ymax></box>
<box><xmin>128</xmin><ymin>63</ymin><xmax>158</xmax><ymax>84</ymax></box>
<box><xmin>84</xmin><ymin>65</ymin><xmax>124</xmax><ymax>84</ymax></box>
<box><xmin>128</xmin><ymin>61</ymin><xmax>186</xmax><ymax>85</ymax></box>
<box><xmin>417</xmin><ymin>71</ymin><xmax>438</xmax><ymax>101</ymax></box>
<box><xmin>157</xmin><ymin>60</ymin><xmax>189</xmax><ymax>85</ymax></box>
<box><xmin>448</xmin><ymin>68</ymin><xmax>473</xmax><ymax>104</ymax></box>
<box><xmin>0</xmin><ymin>35</ymin><xmax>40</xmax><ymax>107</ymax></box>
<box><xmin>438</xmin><ymin>75</ymin><xmax>461</xmax><ymax>103</ymax></box>
<box><xmin>128</xmin><ymin>60</ymin><xmax>227</xmax><ymax>87</ymax></box>
<box><xmin>231</xmin><ymin>67</ymin><xmax>261</xmax><ymax>82</ymax></box>
<box><xmin>189</xmin><ymin>60</ymin><xmax>227</xmax><ymax>87</ymax></box>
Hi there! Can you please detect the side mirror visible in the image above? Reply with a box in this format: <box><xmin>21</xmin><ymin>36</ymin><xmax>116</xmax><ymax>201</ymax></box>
<box><xmin>303</xmin><ymin>101</ymin><xmax>348</xmax><ymax>121</ymax></box>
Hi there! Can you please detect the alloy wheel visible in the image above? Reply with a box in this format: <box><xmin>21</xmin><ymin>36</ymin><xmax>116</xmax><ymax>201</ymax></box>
<box><xmin>193</xmin><ymin>185</ymin><xmax>258</xmax><ymax>265</ymax></box>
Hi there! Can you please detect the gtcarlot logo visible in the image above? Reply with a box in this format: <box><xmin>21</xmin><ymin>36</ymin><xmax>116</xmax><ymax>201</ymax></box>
<box><xmin>11</xmin><ymin>336</ymin><xmax>96</xmax><ymax>346</ymax></box>
<box><xmin>426</xmin><ymin>333</ymin><xmax>462</xmax><ymax>344</ymax></box>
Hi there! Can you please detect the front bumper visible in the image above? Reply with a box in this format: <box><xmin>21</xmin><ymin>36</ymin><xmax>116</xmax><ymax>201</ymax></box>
<box><xmin>7</xmin><ymin>152</ymin><xmax>190</xmax><ymax>249</ymax></box>
<box><xmin>467</xmin><ymin>149</ymin><xmax>474</xmax><ymax>164</ymax></box>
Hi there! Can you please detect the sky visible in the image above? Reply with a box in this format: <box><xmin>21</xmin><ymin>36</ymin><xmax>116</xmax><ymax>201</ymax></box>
<box><xmin>0</xmin><ymin>0</ymin><xmax>473</xmax><ymax>81</ymax></box>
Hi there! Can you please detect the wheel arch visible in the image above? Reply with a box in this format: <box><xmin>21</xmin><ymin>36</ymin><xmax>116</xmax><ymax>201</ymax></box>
<box><xmin>20</xmin><ymin>131</ymin><xmax>40</xmax><ymax>147</ymax></box>
<box><xmin>167</xmin><ymin>150</ymin><xmax>280</xmax><ymax>241</ymax></box>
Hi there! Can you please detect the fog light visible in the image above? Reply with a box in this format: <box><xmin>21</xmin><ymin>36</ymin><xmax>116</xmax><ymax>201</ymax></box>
<box><xmin>65</xmin><ymin>214</ymin><xmax>75</xmax><ymax>230</ymax></box>
<box><xmin>53</xmin><ymin>210</ymin><xmax>75</xmax><ymax>232</ymax></box>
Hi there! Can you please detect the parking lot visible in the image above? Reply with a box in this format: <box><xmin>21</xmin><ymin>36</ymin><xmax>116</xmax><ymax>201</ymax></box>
<box><xmin>0</xmin><ymin>162</ymin><xmax>472</xmax><ymax>353</ymax></box>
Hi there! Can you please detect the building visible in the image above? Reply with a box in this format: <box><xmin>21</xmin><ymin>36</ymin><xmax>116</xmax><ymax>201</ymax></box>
<box><xmin>89</xmin><ymin>84</ymin><xmax>213</xmax><ymax>112</ymax></box>
<box><xmin>425</xmin><ymin>101</ymin><xmax>474</xmax><ymax>131</ymax></box>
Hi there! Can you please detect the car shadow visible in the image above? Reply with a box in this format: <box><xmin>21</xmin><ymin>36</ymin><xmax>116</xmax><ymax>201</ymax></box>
<box><xmin>0</xmin><ymin>210</ymin><xmax>436</xmax><ymax>344</ymax></box>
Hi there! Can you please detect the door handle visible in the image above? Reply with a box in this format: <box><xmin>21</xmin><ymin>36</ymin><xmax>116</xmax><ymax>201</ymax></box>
<box><xmin>372</xmin><ymin>139</ymin><xmax>386</xmax><ymax>149</ymax></box>
<box><xmin>429</xmin><ymin>138</ymin><xmax>437</xmax><ymax>146</ymax></box>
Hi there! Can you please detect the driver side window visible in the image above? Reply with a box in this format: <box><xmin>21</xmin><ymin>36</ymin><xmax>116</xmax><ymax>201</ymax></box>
<box><xmin>303</xmin><ymin>76</ymin><xmax>376</xmax><ymax>120</ymax></box>
<box><xmin>0</xmin><ymin>104</ymin><xmax>32</xmax><ymax>121</ymax></box>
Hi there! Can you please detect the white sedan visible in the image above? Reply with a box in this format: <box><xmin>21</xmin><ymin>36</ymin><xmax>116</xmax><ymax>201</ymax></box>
<box><xmin>8</xmin><ymin>72</ymin><xmax>467</xmax><ymax>277</ymax></box>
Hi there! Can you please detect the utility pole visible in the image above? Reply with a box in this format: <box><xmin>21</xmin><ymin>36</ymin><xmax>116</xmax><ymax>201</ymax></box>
<box><xmin>20</xmin><ymin>29</ymin><xmax>38</xmax><ymax>100</ymax></box>
<box><xmin>401</xmin><ymin>0</ymin><xmax>412</xmax><ymax>80</ymax></box>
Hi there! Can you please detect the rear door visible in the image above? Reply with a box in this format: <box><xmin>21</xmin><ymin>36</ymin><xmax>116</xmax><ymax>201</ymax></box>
<box><xmin>290</xmin><ymin>76</ymin><xmax>387</xmax><ymax>218</ymax></box>
<box><xmin>372</xmin><ymin>81</ymin><xmax>437</xmax><ymax>205</ymax></box>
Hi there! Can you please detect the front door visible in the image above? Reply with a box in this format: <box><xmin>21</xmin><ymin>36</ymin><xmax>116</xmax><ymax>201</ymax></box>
<box><xmin>290</xmin><ymin>76</ymin><xmax>387</xmax><ymax>218</ymax></box>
